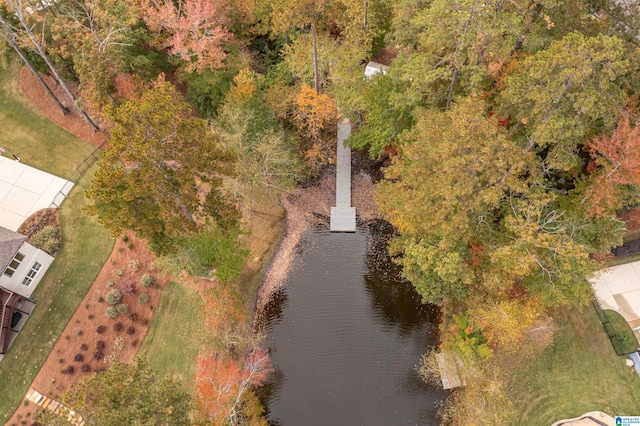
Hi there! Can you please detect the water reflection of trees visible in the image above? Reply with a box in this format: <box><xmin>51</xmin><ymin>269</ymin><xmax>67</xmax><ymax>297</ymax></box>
<box><xmin>255</xmin><ymin>289</ymin><xmax>287</xmax><ymax>423</ymax></box>
<box><xmin>364</xmin><ymin>220</ymin><xmax>440</xmax><ymax>334</ymax></box>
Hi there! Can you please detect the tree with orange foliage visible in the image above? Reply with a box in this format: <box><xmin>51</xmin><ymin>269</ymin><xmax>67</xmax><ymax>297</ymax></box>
<box><xmin>195</xmin><ymin>348</ymin><xmax>273</xmax><ymax>425</ymax></box>
<box><xmin>141</xmin><ymin>0</ymin><xmax>232</xmax><ymax>72</ymax></box>
<box><xmin>293</xmin><ymin>84</ymin><xmax>338</xmax><ymax>170</ymax></box>
<box><xmin>586</xmin><ymin>112</ymin><xmax>640</xmax><ymax>217</ymax></box>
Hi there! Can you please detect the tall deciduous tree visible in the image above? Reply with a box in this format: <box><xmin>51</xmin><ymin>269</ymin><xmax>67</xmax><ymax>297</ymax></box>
<box><xmin>86</xmin><ymin>76</ymin><xmax>237</xmax><ymax>252</ymax></box>
<box><xmin>62</xmin><ymin>358</ymin><xmax>192</xmax><ymax>425</ymax></box>
<box><xmin>216</xmin><ymin>68</ymin><xmax>299</xmax><ymax>205</ymax></box>
<box><xmin>141</xmin><ymin>0</ymin><xmax>232</xmax><ymax>72</ymax></box>
<box><xmin>293</xmin><ymin>83</ymin><xmax>337</xmax><ymax>170</ymax></box>
<box><xmin>195</xmin><ymin>349</ymin><xmax>272</xmax><ymax>425</ymax></box>
<box><xmin>0</xmin><ymin>16</ymin><xmax>69</xmax><ymax>114</ymax></box>
<box><xmin>585</xmin><ymin>113</ymin><xmax>640</xmax><ymax>217</ymax></box>
<box><xmin>2</xmin><ymin>0</ymin><xmax>100</xmax><ymax>130</ymax></box>
<box><xmin>498</xmin><ymin>31</ymin><xmax>629</xmax><ymax>172</ymax></box>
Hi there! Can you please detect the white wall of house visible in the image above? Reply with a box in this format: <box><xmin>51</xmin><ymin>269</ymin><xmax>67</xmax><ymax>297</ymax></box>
<box><xmin>0</xmin><ymin>242</ymin><xmax>53</xmax><ymax>298</ymax></box>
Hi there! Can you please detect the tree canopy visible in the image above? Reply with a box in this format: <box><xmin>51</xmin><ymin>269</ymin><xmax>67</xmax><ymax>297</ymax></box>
<box><xmin>86</xmin><ymin>76</ymin><xmax>238</xmax><ymax>252</ymax></box>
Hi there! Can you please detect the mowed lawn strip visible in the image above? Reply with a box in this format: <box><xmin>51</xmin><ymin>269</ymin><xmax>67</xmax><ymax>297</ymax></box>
<box><xmin>0</xmin><ymin>166</ymin><xmax>114</xmax><ymax>420</ymax></box>
<box><xmin>510</xmin><ymin>304</ymin><xmax>640</xmax><ymax>425</ymax></box>
<box><xmin>0</xmin><ymin>60</ymin><xmax>94</xmax><ymax>178</ymax></box>
<box><xmin>140</xmin><ymin>281</ymin><xmax>204</xmax><ymax>387</ymax></box>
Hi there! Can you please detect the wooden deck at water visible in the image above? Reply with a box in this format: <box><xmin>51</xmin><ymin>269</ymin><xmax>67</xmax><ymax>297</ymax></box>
<box><xmin>330</xmin><ymin>121</ymin><xmax>356</xmax><ymax>232</ymax></box>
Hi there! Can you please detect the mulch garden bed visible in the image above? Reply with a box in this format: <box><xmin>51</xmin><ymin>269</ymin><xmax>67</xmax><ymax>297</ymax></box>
<box><xmin>8</xmin><ymin>234</ymin><xmax>166</xmax><ymax>425</ymax></box>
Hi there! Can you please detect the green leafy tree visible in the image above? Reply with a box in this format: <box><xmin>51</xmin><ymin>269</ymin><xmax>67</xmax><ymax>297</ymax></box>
<box><xmin>86</xmin><ymin>76</ymin><xmax>238</xmax><ymax>253</ymax></box>
<box><xmin>62</xmin><ymin>358</ymin><xmax>192</xmax><ymax>425</ymax></box>
<box><xmin>216</xmin><ymin>68</ymin><xmax>300</xmax><ymax>205</ymax></box>
<box><xmin>498</xmin><ymin>31</ymin><xmax>629</xmax><ymax>172</ymax></box>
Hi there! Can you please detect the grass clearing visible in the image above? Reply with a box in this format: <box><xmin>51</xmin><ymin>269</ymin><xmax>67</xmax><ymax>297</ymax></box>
<box><xmin>0</xmin><ymin>60</ymin><xmax>94</xmax><ymax>178</ymax></box>
<box><xmin>606</xmin><ymin>253</ymin><xmax>640</xmax><ymax>267</ymax></box>
<box><xmin>603</xmin><ymin>309</ymin><xmax>639</xmax><ymax>354</ymax></box>
<box><xmin>0</xmin><ymin>165</ymin><xmax>113</xmax><ymax>420</ymax></box>
<box><xmin>139</xmin><ymin>281</ymin><xmax>205</xmax><ymax>387</ymax></box>
<box><xmin>510</xmin><ymin>304</ymin><xmax>640</xmax><ymax>425</ymax></box>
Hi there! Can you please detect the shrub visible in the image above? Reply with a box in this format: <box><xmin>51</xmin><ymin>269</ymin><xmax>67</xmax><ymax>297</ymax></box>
<box><xmin>129</xmin><ymin>313</ymin><xmax>138</xmax><ymax>321</ymax></box>
<box><xmin>107</xmin><ymin>280</ymin><xmax>116</xmax><ymax>288</ymax></box>
<box><xmin>93</xmin><ymin>350</ymin><xmax>104</xmax><ymax>360</ymax></box>
<box><xmin>96</xmin><ymin>325</ymin><xmax>107</xmax><ymax>334</ymax></box>
<box><xmin>88</xmin><ymin>314</ymin><xmax>94</xmax><ymax>320</ymax></box>
<box><xmin>122</xmin><ymin>235</ymin><xmax>129</xmax><ymax>242</ymax></box>
<box><xmin>80</xmin><ymin>344</ymin><xmax>88</xmax><ymax>351</ymax></box>
<box><xmin>77</xmin><ymin>330</ymin><xmax>83</xmax><ymax>336</ymax></box>
<box><xmin>113</xmin><ymin>322</ymin><xmax>123</xmax><ymax>332</ymax></box>
<box><xmin>141</xmin><ymin>274</ymin><xmax>155</xmax><ymax>288</ymax></box>
<box><xmin>73</xmin><ymin>354</ymin><xmax>84</xmax><ymax>362</ymax></box>
<box><xmin>128</xmin><ymin>243</ymin><xmax>134</xmax><ymax>250</ymax></box>
<box><xmin>29</xmin><ymin>224</ymin><xmax>60</xmax><ymax>255</ymax></box>
<box><xmin>129</xmin><ymin>259</ymin><xmax>140</xmax><ymax>271</ymax></box>
<box><xmin>85</xmin><ymin>304</ymin><xmax>89</xmax><ymax>309</ymax></box>
<box><xmin>96</xmin><ymin>341</ymin><xmax>106</xmax><ymax>350</ymax></box>
<box><xmin>81</xmin><ymin>364</ymin><xmax>91</xmax><ymax>373</ymax></box>
<box><xmin>106</xmin><ymin>289</ymin><xmax>122</xmax><ymax>305</ymax></box>
<box><xmin>58</xmin><ymin>358</ymin><xmax>64</xmax><ymax>364</ymax></box>
<box><xmin>114</xmin><ymin>337</ymin><xmax>125</xmax><ymax>350</ymax></box>
<box><xmin>98</xmin><ymin>296</ymin><xmax>104</xmax><ymax>303</ymax></box>
<box><xmin>132</xmin><ymin>339</ymin><xmax>139</xmax><ymax>347</ymax></box>
<box><xmin>138</xmin><ymin>292</ymin><xmax>150</xmax><ymax>304</ymax></box>
<box><xmin>64</xmin><ymin>365</ymin><xmax>75</xmax><ymax>375</ymax></box>
<box><xmin>106</xmin><ymin>307</ymin><xmax>118</xmax><ymax>318</ymax></box>
<box><xmin>116</xmin><ymin>304</ymin><xmax>128</xmax><ymax>314</ymax></box>
<box><xmin>127</xmin><ymin>326</ymin><xmax>135</xmax><ymax>335</ymax></box>
<box><xmin>115</xmin><ymin>269</ymin><xmax>123</xmax><ymax>276</ymax></box>
<box><xmin>122</xmin><ymin>280</ymin><xmax>136</xmax><ymax>296</ymax></box>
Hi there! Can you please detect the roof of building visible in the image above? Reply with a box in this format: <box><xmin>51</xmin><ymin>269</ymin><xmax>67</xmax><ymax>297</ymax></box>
<box><xmin>0</xmin><ymin>226</ymin><xmax>27</xmax><ymax>273</ymax></box>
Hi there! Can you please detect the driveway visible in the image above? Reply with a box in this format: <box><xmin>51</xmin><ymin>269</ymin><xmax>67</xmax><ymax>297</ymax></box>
<box><xmin>0</xmin><ymin>157</ymin><xmax>73</xmax><ymax>231</ymax></box>
<box><xmin>590</xmin><ymin>261</ymin><xmax>640</xmax><ymax>331</ymax></box>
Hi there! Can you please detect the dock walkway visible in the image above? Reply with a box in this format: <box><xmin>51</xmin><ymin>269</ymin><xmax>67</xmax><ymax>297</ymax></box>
<box><xmin>330</xmin><ymin>121</ymin><xmax>356</xmax><ymax>232</ymax></box>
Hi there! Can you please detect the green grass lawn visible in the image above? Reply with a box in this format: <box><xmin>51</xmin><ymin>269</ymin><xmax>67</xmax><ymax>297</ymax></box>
<box><xmin>603</xmin><ymin>309</ymin><xmax>639</xmax><ymax>354</ymax></box>
<box><xmin>139</xmin><ymin>281</ymin><xmax>205</xmax><ymax>387</ymax></box>
<box><xmin>0</xmin><ymin>60</ymin><xmax>95</xmax><ymax>178</ymax></box>
<box><xmin>510</xmin><ymin>304</ymin><xmax>640</xmax><ymax>425</ymax></box>
<box><xmin>0</xmin><ymin>167</ymin><xmax>114</xmax><ymax>420</ymax></box>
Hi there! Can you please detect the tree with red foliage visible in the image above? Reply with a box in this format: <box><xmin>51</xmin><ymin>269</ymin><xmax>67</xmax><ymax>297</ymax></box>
<box><xmin>586</xmin><ymin>113</ymin><xmax>640</xmax><ymax>217</ymax></box>
<box><xmin>141</xmin><ymin>0</ymin><xmax>232</xmax><ymax>72</ymax></box>
<box><xmin>195</xmin><ymin>348</ymin><xmax>273</xmax><ymax>424</ymax></box>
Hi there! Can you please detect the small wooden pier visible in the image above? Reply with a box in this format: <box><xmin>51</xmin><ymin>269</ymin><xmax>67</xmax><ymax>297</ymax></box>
<box><xmin>330</xmin><ymin>120</ymin><xmax>356</xmax><ymax>232</ymax></box>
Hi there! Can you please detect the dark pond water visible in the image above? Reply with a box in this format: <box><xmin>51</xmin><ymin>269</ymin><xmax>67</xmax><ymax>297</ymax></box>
<box><xmin>256</xmin><ymin>221</ymin><xmax>447</xmax><ymax>426</ymax></box>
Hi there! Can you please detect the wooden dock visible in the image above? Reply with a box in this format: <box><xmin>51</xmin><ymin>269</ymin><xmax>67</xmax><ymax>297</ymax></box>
<box><xmin>330</xmin><ymin>121</ymin><xmax>356</xmax><ymax>232</ymax></box>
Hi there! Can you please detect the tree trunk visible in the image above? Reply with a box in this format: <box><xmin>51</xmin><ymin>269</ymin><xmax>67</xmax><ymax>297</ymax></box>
<box><xmin>0</xmin><ymin>18</ymin><xmax>69</xmax><ymax>114</ymax></box>
<box><xmin>511</xmin><ymin>2</ymin><xmax>543</xmax><ymax>55</ymax></box>
<box><xmin>312</xmin><ymin>7</ymin><xmax>320</xmax><ymax>94</ymax></box>
<box><xmin>363</xmin><ymin>0</ymin><xmax>368</xmax><ymax>30</ymax></box>
<box><xmin>8</xmin><ymin>0</ymin><xmax>100</xmax><ymax>131</ymax></box>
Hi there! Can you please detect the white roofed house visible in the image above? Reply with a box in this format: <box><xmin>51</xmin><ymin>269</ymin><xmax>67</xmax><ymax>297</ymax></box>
<box><xmin>0</xmin><ymin>226</ymin><xmax>53</xmax><ymax>359</ymax></box>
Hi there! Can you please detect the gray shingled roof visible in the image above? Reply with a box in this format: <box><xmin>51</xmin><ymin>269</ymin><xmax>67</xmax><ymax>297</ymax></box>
<box><xmin>0</xmin><ymin>226</ymin><xmax>27</xmax><ymax>273</ymax></box>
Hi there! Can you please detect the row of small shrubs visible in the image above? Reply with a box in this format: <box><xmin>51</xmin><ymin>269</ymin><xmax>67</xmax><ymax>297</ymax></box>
<box><xmin>106</xmin><ymin>304</ymin><xmax>128</xmax><ymax>318</ymax></box>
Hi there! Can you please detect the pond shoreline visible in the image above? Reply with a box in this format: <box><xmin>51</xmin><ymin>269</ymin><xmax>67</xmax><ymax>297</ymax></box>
<box><xmin>252</xmin><ymin>164</ymin><xmax>380</xmax><ymax>326</ymax></box>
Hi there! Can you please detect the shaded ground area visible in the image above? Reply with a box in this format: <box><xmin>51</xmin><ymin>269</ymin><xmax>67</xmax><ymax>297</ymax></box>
<box><xmin>613</xmin><ymin>207</ymin><xmax>640</xmax><ymax>256</ymax></box>
<box><xmin>19</xmin><ymin>66</ymin><xmax>108</xmax><ymax>148</ymax></box>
